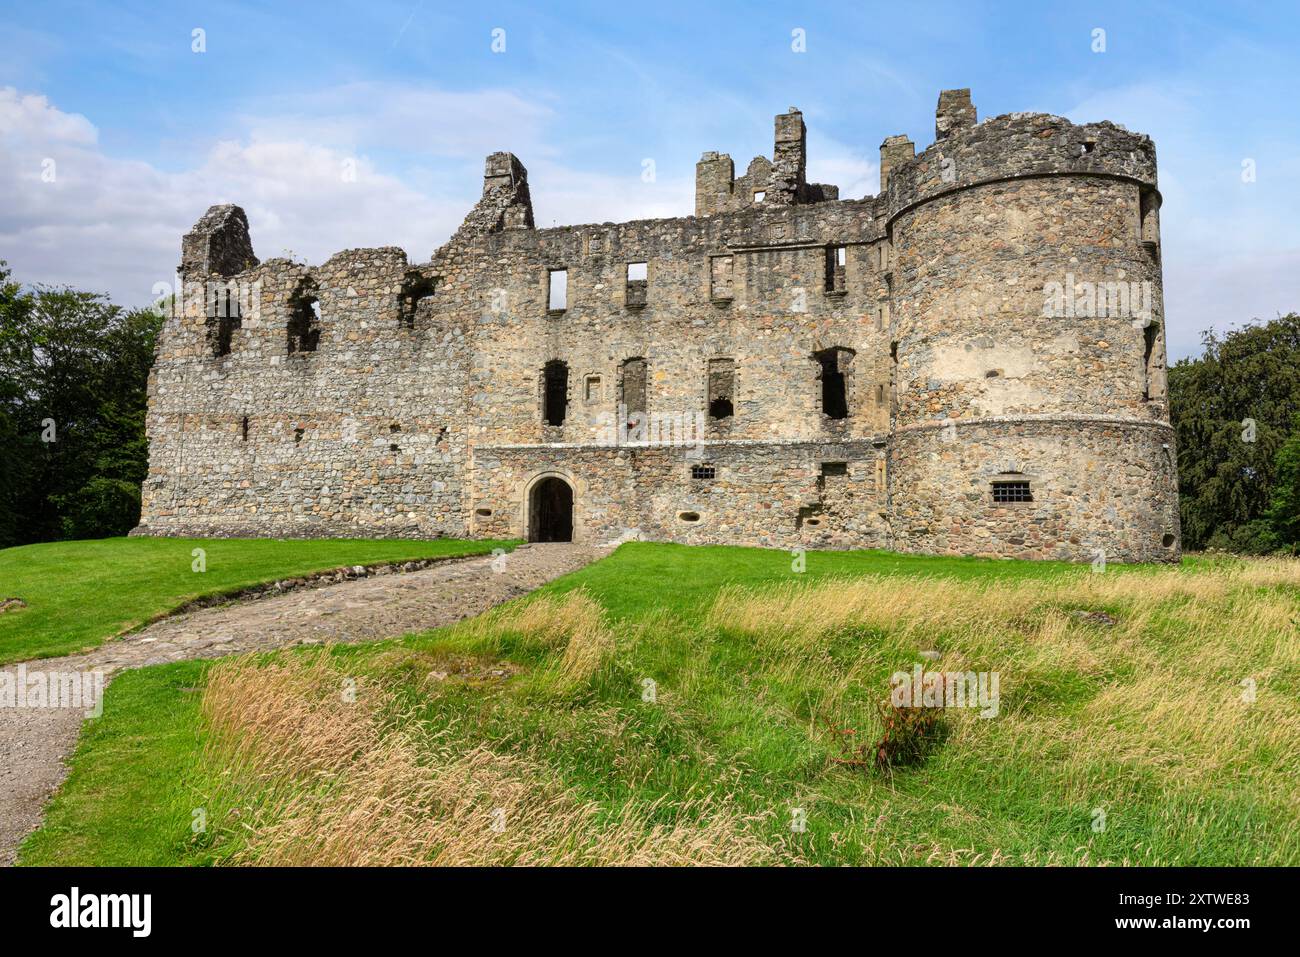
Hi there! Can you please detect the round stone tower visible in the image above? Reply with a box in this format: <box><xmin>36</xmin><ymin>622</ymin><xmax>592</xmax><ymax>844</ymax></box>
<box><xmin>884</xmin><ymin>90</ymin><xmax>1180</xmax><ymax>563</ymax></box>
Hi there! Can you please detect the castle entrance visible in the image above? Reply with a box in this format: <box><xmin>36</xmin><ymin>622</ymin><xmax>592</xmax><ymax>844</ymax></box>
<box><xmin>528</xmin><ymin>477</ymin><xmax>574</xmax><ymax>542</ymax></box>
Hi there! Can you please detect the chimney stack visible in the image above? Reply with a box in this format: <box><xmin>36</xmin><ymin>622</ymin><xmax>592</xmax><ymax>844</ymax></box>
<box><xmin>879</xmin><ymin>135</ymin><xmax>915</xmax><ymax>193</ymax></box>
<box><xmin>935</xmin><ymin>88</ymin><xmax>977</xmax><ymax>141</ymax></box>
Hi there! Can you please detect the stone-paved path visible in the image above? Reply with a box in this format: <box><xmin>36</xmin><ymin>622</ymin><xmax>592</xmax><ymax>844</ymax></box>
<box><xmin>0</xmin><ymin>543</ymin><xmax>601</xmax><ymax>865</ymax></box>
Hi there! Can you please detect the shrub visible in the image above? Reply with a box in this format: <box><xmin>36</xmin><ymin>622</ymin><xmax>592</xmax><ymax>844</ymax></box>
<box><xmin>872</xmin><ymin>675</ymin><xmax>947</xmax><ymax>770</ymax></box>
<box><xmin>827</xmin><ymin>671</ymin><xmax>948</xmax><ymax>772</ymax></box>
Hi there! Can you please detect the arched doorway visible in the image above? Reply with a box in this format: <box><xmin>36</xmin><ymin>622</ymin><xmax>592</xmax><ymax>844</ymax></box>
<box><xmin>528</xmin><ymin>477</ymin><xmax>574</xmax><ymax>542</ymax></box>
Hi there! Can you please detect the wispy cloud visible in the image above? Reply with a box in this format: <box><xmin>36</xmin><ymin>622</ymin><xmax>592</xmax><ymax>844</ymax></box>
<box><xmin>0</xmin><ymin>84</ymin><xmax>695</xmax><ymax>307</ymax></box>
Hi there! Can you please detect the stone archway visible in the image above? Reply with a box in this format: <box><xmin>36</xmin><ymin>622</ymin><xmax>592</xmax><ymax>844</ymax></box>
<box><xmin>528</xmin><ymin>476</ymin><xmax>574</xmax><ymax>542</ymax></box>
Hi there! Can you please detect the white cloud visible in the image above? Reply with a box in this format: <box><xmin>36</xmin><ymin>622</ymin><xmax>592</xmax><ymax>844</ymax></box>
<box><xmin>1065</xmin><ymin>83</ymin><xmax>1300</xmax><ymax>360</ymax></box>
<box><xmin>11</xmin><ymin>78</ymin><xmax>1291</xmax><ymax>360</ymax></box>
<box><xmin>0</xmin><ymin>85</ymin><xmax>700</xmax><ymax>307</ymax></box>
<box><xmin>528</xmin><ymin>160</ymin><xmax>692</xmax><ymax>228</ymax></box>
<box><xmin>808</xmin><ymin>133</ymin><xmax>880</xmax><ymax>201</ymax></box>
<box><xmin>0</xmin><ymin>86</ymin><xmax>476</xmax><ymax>304</ymax></box>
<box><xmin>238</xmin><ymin>83</ymin><xmax>558</xmax><ymax>160</ymax></box>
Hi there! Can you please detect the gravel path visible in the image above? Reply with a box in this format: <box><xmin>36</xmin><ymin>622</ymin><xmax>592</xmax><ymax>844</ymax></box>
<box><xmin>0</xmin><ymin>542</ymin><xmax>602</xmax><ymax>865</ymax></box>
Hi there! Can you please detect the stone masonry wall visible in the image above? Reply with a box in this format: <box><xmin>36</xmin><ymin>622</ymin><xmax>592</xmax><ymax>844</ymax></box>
<box><xmin>136</xmin><ymin>89</ymin><xmax>1181</xmax><ymax>563</ymax></box>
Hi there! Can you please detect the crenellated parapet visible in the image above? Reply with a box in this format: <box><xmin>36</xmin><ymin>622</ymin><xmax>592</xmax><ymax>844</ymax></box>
<box><xmin>886</xmin><ymin>107</ymin><xmax>1159</xmax><ymax>220</ymax></box>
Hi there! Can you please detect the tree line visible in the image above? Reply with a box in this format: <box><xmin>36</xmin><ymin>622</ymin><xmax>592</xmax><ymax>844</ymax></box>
<box><xmin>1168</xmin><ymin>313</ymin><xmax>1300</xmax><ymax>553</ymax></box>
<box><xmin>0</xmin><ymin>261</ymin><xmax>161</xmax><ymax>548</ymax></box>
<box><xmin>0</xmin><ymin>258</ymin><xmax>1296</xmax><ymax>553</ymax></box>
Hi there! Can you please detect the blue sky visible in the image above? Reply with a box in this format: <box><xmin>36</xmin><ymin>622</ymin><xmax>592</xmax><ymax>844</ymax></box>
<box><xmin>1</xmin><ymin>0</ymin><xmax>1298</xmax><ymax>359</ymax></box>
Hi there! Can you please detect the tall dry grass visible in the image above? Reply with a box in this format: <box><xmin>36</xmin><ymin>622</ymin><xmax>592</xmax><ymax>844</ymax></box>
<box><xmin>708</xmin><ymin>559</ymin><xmax>1300</xmax><ymax>796</ymax></box>
<box><xmin>200</xmin><ymin>653</ymin><xmax>772</xmax><ymax>866</ymax></box>
<box><xmin>195</xmin><ymin>558</ymin><xmax>1299</xmax><ymax>866</ymax></box>
<box><xmin>454</xmin><ymin>588</ymin><xmax>616</xmax><ymax>687</ymax></box>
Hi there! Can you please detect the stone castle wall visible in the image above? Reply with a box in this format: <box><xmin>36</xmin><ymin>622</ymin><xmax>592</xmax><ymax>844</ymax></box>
<box><xmin>136</xmin><ymin>89</ymin><xmax>1181</xmax><ymax>563</ymax></box>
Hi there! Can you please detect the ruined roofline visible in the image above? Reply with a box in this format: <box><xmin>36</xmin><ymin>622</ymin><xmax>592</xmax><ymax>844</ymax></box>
<box><xmin>203</xmin><ymin>191</ymin><xmax>884</xmax><ymax>281</ymax></box>
<box><xmin>694</xmin><ymin>106</ymin><xmax>842</xmax><ymax>217</ymax></box>
<box><xmin>466</xmin><ymin>194</ymin><xmax>881</xmax><ymax>239</ymax></box>
<box><xmin>182</xmin><ymin>90</ymin><xmax>1159</xmax><ymax>276</ymax></box>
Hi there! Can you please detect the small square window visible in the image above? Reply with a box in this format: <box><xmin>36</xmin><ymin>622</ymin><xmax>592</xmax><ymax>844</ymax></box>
<box><xmin>992</xmin><ymin>480</ymin><xmax>1033</xmax><ymax>504</ymax></box>
<box><xmin>753</xmin><ymin>191</ymin><xmax>766</xmax><ymax>203</ymax></box>
<box><xmin>627</xmin><ymin>262</ymin><xmax>647</xmax><ymax>281</ymax></box>
<box><xmin>691</xmin><ymin>464</ymin><xmax>716</xmax><ymax>480</ymax></box>
<box><xmin>548</xmin><ymin>269</ymin><xmax>567</xmax><ymax>311</ymax></box>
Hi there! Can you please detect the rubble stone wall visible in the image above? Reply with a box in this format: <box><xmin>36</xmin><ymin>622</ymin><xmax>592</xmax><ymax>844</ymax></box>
<box><xmin>136</xmin><ymin>90</ymin><xmax>1180</xmax><ymax>563</ymax></box>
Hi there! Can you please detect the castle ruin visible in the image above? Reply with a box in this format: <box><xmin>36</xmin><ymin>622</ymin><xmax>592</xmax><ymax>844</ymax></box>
<box><xmin>136</xmin><ymin>89</ymin><xmax>1181</xmax><ymax>563</ymax></box>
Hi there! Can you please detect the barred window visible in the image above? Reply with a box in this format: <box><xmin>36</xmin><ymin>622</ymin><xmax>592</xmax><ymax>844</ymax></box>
<box><xmin>691</xmin><ymin>464</ymin><xmax>716</xmax><ymax>480</ymax></box>
<box><xmin>991</xmin><ymin>480</ymin><xmax>1033</xmax><ymax>504</ymax></box>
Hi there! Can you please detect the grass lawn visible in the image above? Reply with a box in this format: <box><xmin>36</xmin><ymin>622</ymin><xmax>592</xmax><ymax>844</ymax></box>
<box><xmin>0</xmin><ymin>536</ymin><xmax>513</xmax><ymax>664</ymax></box>
<box><xmin>18</xmin><ymin>542</ymin><xmax>1300</xmax><ymax>866</ymax></box>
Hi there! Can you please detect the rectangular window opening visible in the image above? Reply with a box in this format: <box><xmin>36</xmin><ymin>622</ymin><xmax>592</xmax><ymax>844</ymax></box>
<box><xmin>584</xmin><ymin>375</ymin><xmax>601</xmax><ymax>403</ymax></box>
<box><xmin>621</xmin><ymin>358</ymin><xmax>647</xmax><ymax>419</ymax></box>
<box><xmin>399</xmin><ymin>272</ymin><xmax>436</xmax><ymax>328</ymax></box>
<box><xmin>889</xmin><ymin>341</ymin><xmax>899</xmax><ymax>414</ymax></box>
<box><xmin>815</xmin><ymin>347</ymin><xmax>852</xmax><ymax>420</ymax></box>
<box><xmin>691</xmin><ymin>464</ymin><xmax>716</xmax><ymax>480</ymax></box>
<box><xmin>287</xmin><ymin>292</ymin><xmax>321</xmax><ymax>354</ymax></box>
<box><xmin>825</xmin><ymin>245</ymin><xmax>847</xmax><ymax>294</ymax></box>
<box><xmin>548</xmin><ymin>269</ymin><xmax>568</xmax><ymax>311</ymax></box>
<box><xmin>708</xmin><ymin>357</ymin><xmax>735</xmax><ymax>421</ymax></box>
<box><xmin>206</xmin><ymin>283</ymin><xmax>242</xmax><ymax>357</ymax></box>
<box><xmin>753</xmin><ymin>191</ymin><xmax>766</xmax><ymax>203</ymax></box>
<box><xmin>626</xmin><ymin>262</ymin><xmax>647</xmax><ymax>308</ymax></box>
<box><xmin>542</xmin><ymin>360</ymin><xmax>568</xmax><ymax>426</ymax></box>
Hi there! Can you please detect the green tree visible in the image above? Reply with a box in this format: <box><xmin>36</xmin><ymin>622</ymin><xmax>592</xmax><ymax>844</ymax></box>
<box><xmin>1266</xmin><ymin>416</ymin><xmax>1300</xmax><ymax>550</ymax></box>
<box><xmin>0</xmin><ymin>263</ymin><xmax>37</xmax><ymax>547</ymax></box>
<box><xmin>1168</xmin><ymin>314</ymin><xmax>1300</xmax><ymax>552</ymax></box>
<box><xmin>0</xmin><ymin>261</ymin><xmax>162</xmax><ymax>546</ymax></box>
